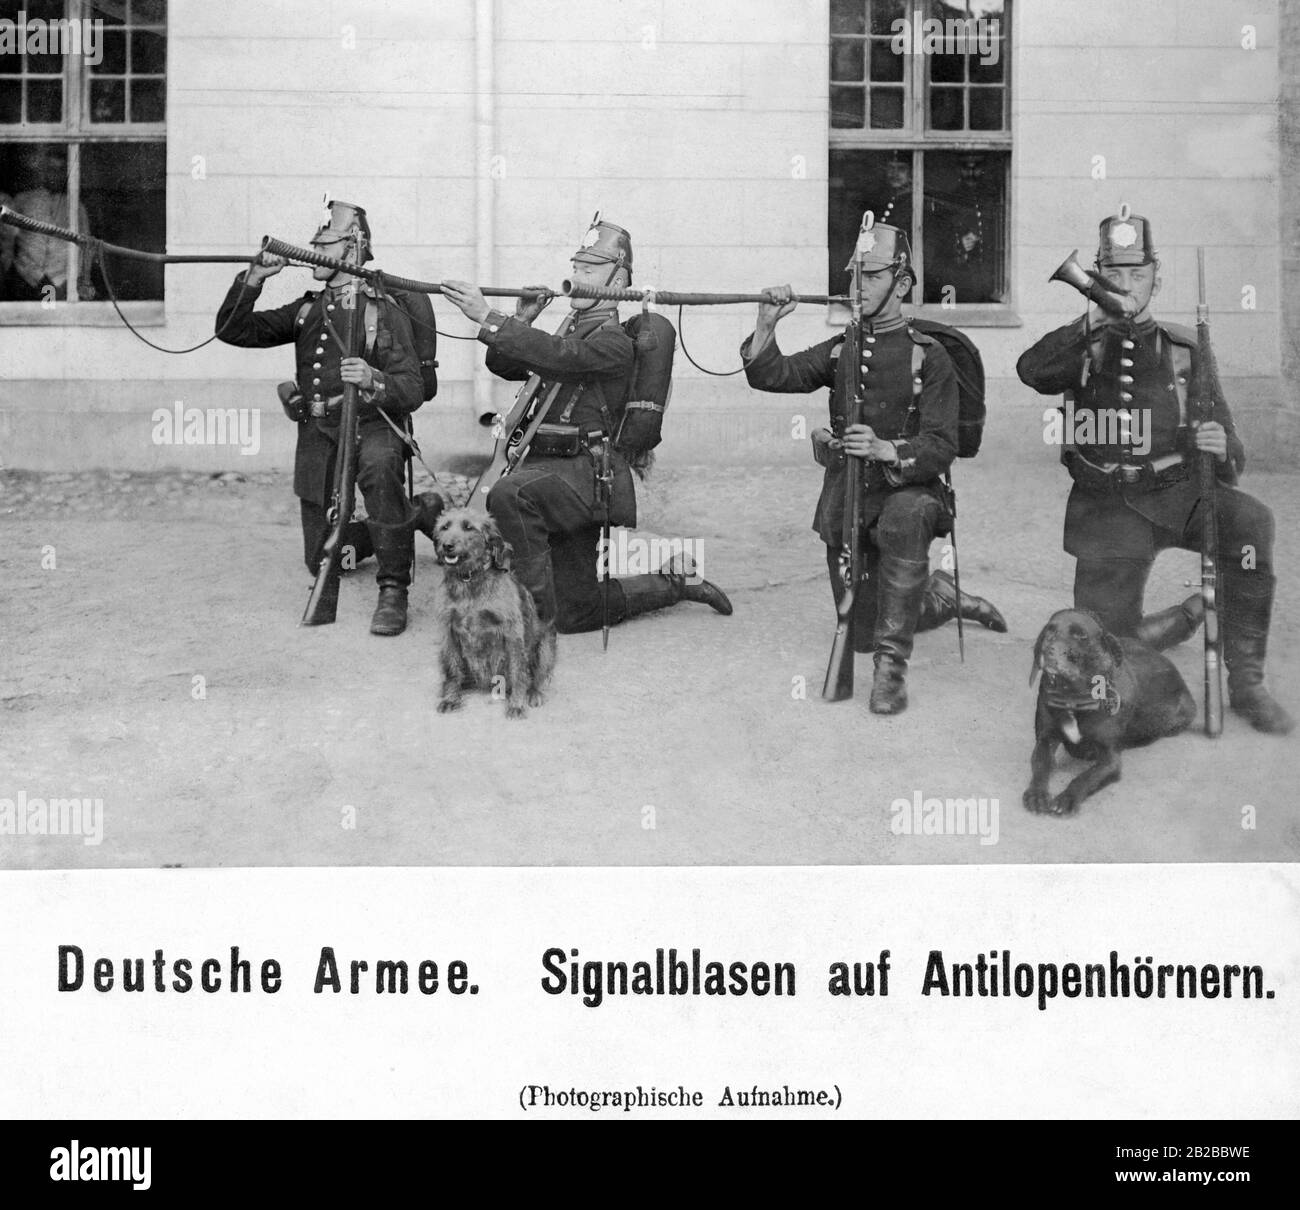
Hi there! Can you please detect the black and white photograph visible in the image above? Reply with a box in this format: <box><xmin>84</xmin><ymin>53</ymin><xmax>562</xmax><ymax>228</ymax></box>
<box><xmin>0</xmin><ymin>0</ymin><xmax>1297</xmax><ymax>1134</ymax></box>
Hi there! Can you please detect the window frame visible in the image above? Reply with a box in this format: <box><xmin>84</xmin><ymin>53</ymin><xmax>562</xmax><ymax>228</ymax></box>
<box><xmin>1</xmin><ymin>0</ymin><xmax>166</xmax><ymax>320</ymax></box>
<box><xmin>828</xmin><ymin>0</ymin><xmax>1017</xmax><ymax>325</ymax></box>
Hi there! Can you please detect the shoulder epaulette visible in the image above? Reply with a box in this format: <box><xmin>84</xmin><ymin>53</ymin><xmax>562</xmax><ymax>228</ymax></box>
<box><xmin>905</xmin><ymin>323</ymin><xmax>937</xmax><ymax>347</ymax></box>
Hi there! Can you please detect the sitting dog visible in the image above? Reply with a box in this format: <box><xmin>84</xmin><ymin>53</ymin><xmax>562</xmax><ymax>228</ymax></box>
<box><xmin>1025</xmin><ymin>608</ymin><xmax>1196</xmax><ymax>816</ymax></box>
<box><xmin>432</xmin><ymin>509</ymin><xmax>555</xmax><ymax>719</ymax></box>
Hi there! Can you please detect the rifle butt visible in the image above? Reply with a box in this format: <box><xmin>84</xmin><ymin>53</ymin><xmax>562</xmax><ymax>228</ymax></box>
<box><xmin>822</xmin><ymin>610</ymin><xmax>856</xmax><ymax>701</ymax></box>
<box><xmin>301</xmin><ymin>558</ymin><xmax>341</xmax><ymax>626</ymax></box>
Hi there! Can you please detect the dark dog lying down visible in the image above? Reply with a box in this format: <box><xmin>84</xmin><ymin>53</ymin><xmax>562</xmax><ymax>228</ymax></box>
<box><xmin>1025</xmin><ymin>608</ymin><xmax>1196</xmax><ymax>816</ymax></box>
<box><xmin>432</xmin><ymin>509</ymin><xmax>556</xmax><ymax>719</ymax></box>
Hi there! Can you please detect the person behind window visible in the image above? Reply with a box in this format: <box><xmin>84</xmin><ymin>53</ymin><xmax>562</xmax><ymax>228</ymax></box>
<box><xmin>0</xmin><ymin>145</ymin><xmax>96</xmax><ymax>302</ymax></box>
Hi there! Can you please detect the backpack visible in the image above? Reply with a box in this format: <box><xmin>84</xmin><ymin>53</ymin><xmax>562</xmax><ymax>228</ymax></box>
<box><xmin>613</xmin><ymin>310</ymin><xmax>676</xmax><ymax>469</ymax></box>
<box><xmin>296</xmin><ymin>287</ymin><xmax>438</xmax><ymax>403</ymax></box>
<box><xmin>907</xmin><ymin>317</ymin><xmax>986</xmax><ymax>458</ymax></box>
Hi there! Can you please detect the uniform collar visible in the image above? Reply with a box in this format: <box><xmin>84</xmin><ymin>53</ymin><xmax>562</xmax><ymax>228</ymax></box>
<box><xmin>864</xmin><ymin>313</ymin><xmax>906</xmax><ymax>335</ymax></box>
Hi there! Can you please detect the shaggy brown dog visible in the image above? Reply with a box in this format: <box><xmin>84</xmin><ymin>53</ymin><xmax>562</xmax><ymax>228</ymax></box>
<box><xmin>1025</xmin><ymin>608</ymin><xmax>1196</xmax><ymax>816</ymax></box>
<box><xmin>432</xmin><ymin>509</ymin><xmax>556</xmax><ymax>719</ymax></box>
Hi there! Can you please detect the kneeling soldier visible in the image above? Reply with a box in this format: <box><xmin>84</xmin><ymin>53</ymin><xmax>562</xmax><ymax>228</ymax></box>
<box><xmin>441</xmin><ymin>217</ymin><xmax>731</xmax><ymax>633</ymax></box>
<box><xmin>217</xmin><ymin>200</ymin><xmax>437</xmax><ymax>636</ymax></box>
<box><xmin>1017</xmin><ymin>210</ymin><xmax>1291</xmax><ymax>735</ymax></box>
<box><xmin>743</xmin><ymin>221</ymin><xmax>1000</xmax><ymax>713</ymax></box>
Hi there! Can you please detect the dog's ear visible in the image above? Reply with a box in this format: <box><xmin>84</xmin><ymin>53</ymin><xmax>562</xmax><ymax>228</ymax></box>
<box><xmin>1030</xmin><ymin>627</ymin><xmax>1046</xmax><ymax>686</ymax></box>
<box><xmin>484</xmin><ymin>519</ymin><xmax>513</xmax><ymax>571</ymax></box>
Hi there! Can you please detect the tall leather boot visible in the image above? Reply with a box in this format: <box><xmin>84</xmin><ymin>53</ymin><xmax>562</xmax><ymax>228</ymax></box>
<box><xmin>1134</xmin><ymin>593</ymin><xmax>1204</xmax><ymax>651</ymax></box>
<box><xmin>869</xmin><ymin>556</ymin><xmax>930</xmax><ymax>715</ymax></box>
<box><xmin>513</xmin><ymin>551</ymin><xmax>559</xmax><ymax>626</ymax></box>
<box><xmin>620</xmin><ymin>568</ymin><xmax>734</xmax><ymax>619</ymax></box>
<box><xmin>368</xmin><ymin>521</ymin><xmax>413</xmax><ymax>637</ymax></box>
<box><xmin>1222</xmin><ymin>571</ymin><xmax>1294</xmax><ymax>734</ymax></box>
<box><xmin>916</xmin><ymin>569</ymin><xmax>1007</xmax><ymax>633</ymax></box>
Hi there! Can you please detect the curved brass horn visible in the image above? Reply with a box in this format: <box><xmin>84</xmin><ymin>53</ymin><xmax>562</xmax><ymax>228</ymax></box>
<box><xmin>1049</xmin><ymin>249</ymin><xmax>1131</xmax><ymax>316</ymax></box>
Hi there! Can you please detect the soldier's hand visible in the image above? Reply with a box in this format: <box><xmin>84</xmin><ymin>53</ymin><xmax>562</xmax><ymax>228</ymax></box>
<box><xmin>339</xmin><ymin>357</ymin><xmax>375</xmax><ymax>390</ymax></box>
<box><xmin>247</xmin><ymin>251</ymin><xmax>286</xmax><ymax>284</ymax></box>
<box><xmin>1193</xmin><ymin>420</ymin><xmax>1229</xmax><ymax>462</ymax></box>
<box><xmin>843</xmin><ymin>425</ymin><xmax>899</xmax><ymax>463</ymax></box>
<box><xmin>757</xmin><ymin>284</ymin><xmax>798</xmax><ymax>325</ymax></box>
<box><xmin>441</xmin><ymin>280</ymin><xmax>491</xmax><ymax>324</ymax></box>
<box><xmin>515</xmin><ymin>284</ymin><xmax>554</xmax><ymax>323</ymax></box>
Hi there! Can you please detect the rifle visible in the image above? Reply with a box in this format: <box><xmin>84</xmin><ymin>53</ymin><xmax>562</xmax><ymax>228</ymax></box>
<box><xmin>302</xmin><ymin>242</ymin><xmax>364</xmax><ymax>626</ymax></box>
<box><xmin>822</xmin><ymin>267</ymin><xmax>865</xmax><ymax>702</ymax></box>
<box><xmin>1193</xmin><ymin>248</ymin><xmax>1224</xmax><ymax>737</ymax></box>
<box><xmin>466</xmin><ymin>312</ymin><xmax>579</xmax><ymax>513</ymax></box>
<box><xmin>597</xmin><ymin>436</ymin><xmax>614</xmax><ymax>651</ymax></box>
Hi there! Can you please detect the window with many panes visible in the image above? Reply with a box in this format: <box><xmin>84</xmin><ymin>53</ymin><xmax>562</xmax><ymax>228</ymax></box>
<box><xmin>829</xmin><ymin>0</ymin><xmax>1011</xmax><ymax>313</ymax></box>
<box><xmin>0</xmin><ymin>0</ymin><xmax>166</xmax><ymax>306</ymax></box>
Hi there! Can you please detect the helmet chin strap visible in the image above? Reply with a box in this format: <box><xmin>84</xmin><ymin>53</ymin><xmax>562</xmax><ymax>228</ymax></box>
<box><xmin>858</xmin><ymin>263</ymin><xmax>907</xmax><ymax>323</ymax></box>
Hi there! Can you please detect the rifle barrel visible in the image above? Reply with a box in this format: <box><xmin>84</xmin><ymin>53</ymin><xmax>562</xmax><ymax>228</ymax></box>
<box><xmin>260</xmin><ymin>236</ymin><xmax>553</xmax><ymax>299</ymax></box>
<box><xmin>0</xmin><ymin>205</ymin><xmax>253</xmax><ymax>264</ymax></box>
<box><xmin>564</xmin><ymin>281</ymin><xmax>847</xmax><ymax>306</ymax></box>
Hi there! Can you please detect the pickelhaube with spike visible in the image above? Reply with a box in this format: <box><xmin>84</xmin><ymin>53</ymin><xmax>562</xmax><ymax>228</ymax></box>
<box><xmin>844</xmin><ymin>212</ymin><xmax>913</xmax><ymax>278</ymax></box>
<box><xmin>572</xmin><ymin>211</ymin><xmax>633</xmax><ymax>277</ymax></box>
<box><xmin>1096</xmin><ymin>203</ymin><xmax>1155</xmax><ymax>267</ymax></box>
<box><xmin>311</xmin><ymin>197</ymin><xmax>373</xmax><ymax>264</ymax></box>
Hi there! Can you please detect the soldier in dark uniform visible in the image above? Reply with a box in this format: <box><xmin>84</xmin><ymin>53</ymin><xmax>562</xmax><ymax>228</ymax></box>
<box><xmin>216</xmin><ymin>200</ymin><xmax>439</xmax><ymax>637</ymax></box>
<box><xmin>743</xmin><ymin>220</ymin><xmax>1004</xmax><ymax>714</ymax></box>
<box><xmin>1017</xmin><ymin>210</ymin><xmax>1292</xmax><ymax>734</ymax></box>
<box><xmin>440</xmin><ymin>218</ymin><xmax>731</xmax><ymax>634</ymax></box>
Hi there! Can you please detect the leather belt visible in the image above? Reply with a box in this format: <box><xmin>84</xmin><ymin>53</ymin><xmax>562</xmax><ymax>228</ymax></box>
<box><xmin>1064</xmin><ymin>450</ymin><xmax>1190</xmax><ymax>495</ymax></box>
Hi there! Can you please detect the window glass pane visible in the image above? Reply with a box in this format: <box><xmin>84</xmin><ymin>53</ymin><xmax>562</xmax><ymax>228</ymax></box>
<box><xmin>831</xmin><ymin>85</ymin><xmax>865</xmax><ymax>129</ymax></box>
<box><xmin>920</xmin><ymin>149</ymin><xmax>1008</xmax><ymax>304</ymax></box>
<box><xmin>869</xmin><ymin>38</ymin><xmax>902</xmax><ymax>83</ymax></box>
<box><xmin>129</xmin><ymin>78</ymin><xmax>164</xmax><ymax>122</ymax></box>
<box><xmin>93</xmin><ymin>29</ymin><xmax>127</xmax><ymax>74</ymax></box>
<box><xmin>89</xmin><ymin>77</ymin><xmax>124</xmax><ymax>122</ymax></box>
<box><xmin>828</xmin><ymin>149</ymin><xmax>916</xmax><ymax>295</ymax></box>
<box><xmin>80</xmin><ymin>140</ymin><xmax>166</xmax><ymax>299</ymax></box>
<box><xmin>929</xmin><ymin>86</ymin><xmax>963</xmax><ymax>129</ymax></box>
<box><xmin>831</xmin><ymin>0</ymin><xmax>865</xmax><ymax>35</ymax></box>
<box><xmin>131</xmin><ymin>0</ymin><xmax>168</xmax><ymax>24</ymax></box>
<box><xmin>969</xmin><ymin>89</ymin><xmax>1002</xmax><ymax>129</ymax></box>
<box><xmin>831</xmin><ymin>40</ymin><xmax>864</xmax><ymax>82</ymax></box>
<box><xmin>26</xmin><ymin>77</ymin><xmax>61</xmax><ymax>121</ymax></box>
<box><xmin>0</xmin><ymin>141</ymin><xmax>77</xmax><ymax>300</ymax></box>
<box><xmin>869</xmin><ymin>87</ymin><xmax>903</xmax><ymax>128</ymax></box>
<box><xmin>89</xmin><ymin>1</ymin><xmax>126</xmax><ymax>25</ymax></box>
<box><xmin>0</xmin><ymin>80</ymin><xmax>19</xmax><ymax>122</ymax></box>
<box><xmin>24</xmin><ymin>0</ymin><xmax>64</xmax><ymax>21</ymax></box>
<box><xmin>929</xmin><ymin>51</ymin><xmax>964</xmax><ymax>84</ymax></box>
<box><xmin>969</xmin><ymin>48</ymin><xmax>1004</xmax><ymax>83</ymax></box>
<box><xmin>870</xmin><ymin>0</ymin><xmax>907</xmax><ymax>36</ymax></box>
<box><xmin>0</xmin><ymin>50</ymin><xmax>20</xmax><ymax>76</ymax></box>
<box><xmin>131</xmin><ymin>29</ymin><xmax>166</xmax><ymax>74</ymax></box>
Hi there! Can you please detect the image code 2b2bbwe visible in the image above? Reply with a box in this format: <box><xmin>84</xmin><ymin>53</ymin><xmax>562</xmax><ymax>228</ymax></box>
<box><xmin>1</xmin><ymin>0</ymin><xmax>1296</xmax><ymax>869</ymax></box>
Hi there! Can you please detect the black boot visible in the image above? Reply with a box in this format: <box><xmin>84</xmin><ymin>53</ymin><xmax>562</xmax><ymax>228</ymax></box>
<box><xmin>1223</xmin><ymin>572</ymin><xmax>1294</xmax><ymax>735</ymax></box>
<box><xmin>368</xmin><ymin>521</ymin><xmax>413</xmax><ymax>637</ymax></box>
<box><xmin>620</xmin><ymin>569</ymin><xmax>733</xmax><ymax>618</ymax></box>
<box><xmin>916</xmin><ymin>569</ymin><xmax>1007</xmax><ymax>633</ymax></box>
<box><xmin>1134</xmin><ymin>593</ymin><xmax>1204</xmax><ymax>651</ymax></box>
<box><xmin>619</xmin><ymin>571</ymin><xmax>733</xmax><ymax>617</ymax></box>
<box><xmin>513</xmin><ymin>551</ymin><xmax>558</xmax><ymax>626</ymax></box>
<box><xmin>868</xmin><ymin>557</ymin><xmax>930</xmax><ymax>715</ymax></box>
<box><xmin>412</xmin><ymin>489</ymin><xmax>451</xmax><ymax>542</ymax></box>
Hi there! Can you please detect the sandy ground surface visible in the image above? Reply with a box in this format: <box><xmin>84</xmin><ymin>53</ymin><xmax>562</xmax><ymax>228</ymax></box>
<box><xmin>2</xmin><ymin>454</ymin><xmax>1297</xmax><ymax>869</ymax></box>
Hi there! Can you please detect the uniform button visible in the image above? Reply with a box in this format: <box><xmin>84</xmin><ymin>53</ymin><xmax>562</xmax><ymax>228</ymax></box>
<box><xmin>312</xmin><ymin>362</ymin><xmax>321</xmax><ymax>369</ymax></box>
<box><xmin>327</xmin><ymin>304</ymin><xmax>336</xmax><ymax>312</ymax></box>
<box><xmin>1122</xmin><ymin>340</ymin><xmax>1135</xmax><ymax>350</ymax></box>
<box><xmin>312</xmin><ymin>378</ymin><xmax>321</xmax><ymax>385</ymax></box>
<box><xmin>1119</xmin><ymin>375</ymin><xmax>1134</xmax><ymax>385</ymax></box>
<box><xmin>1120</xmin><ymin>358</ymin><xmax>1134</xmax><ymax>367</ymax></box>
<box><xmin>865</xmin><ymin>336</ymin><xmax>876</xmax><ymax>344</ymax></box>
<box><xmin>1120</xmin><ymin>392</ymin><xmax>1133</xmax><ymax>404</ymax></box>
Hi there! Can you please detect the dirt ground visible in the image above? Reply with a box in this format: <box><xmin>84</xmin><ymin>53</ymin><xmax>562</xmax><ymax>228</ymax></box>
<box><xmin>2</xmin><ymin>454</ymin><xmax>1297</xmax><ymax>869</ymax></box>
